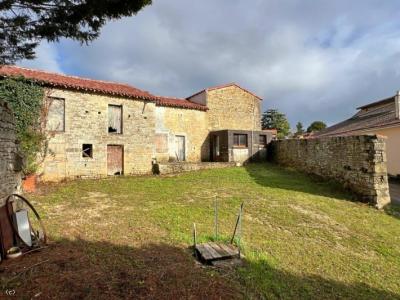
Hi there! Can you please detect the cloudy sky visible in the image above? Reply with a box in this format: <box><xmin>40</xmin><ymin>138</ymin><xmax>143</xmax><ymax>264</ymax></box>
<box><xmin>19</xmin><ymin>0</ymin><xmax>400</xmax><ymax>129</ymax></box>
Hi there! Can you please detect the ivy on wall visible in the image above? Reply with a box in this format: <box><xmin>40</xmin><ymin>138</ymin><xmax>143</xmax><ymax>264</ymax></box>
<box><xmin>0</xmin><ymin>77</ymin><xmax>46</xmax><ymax>175</ymax></box>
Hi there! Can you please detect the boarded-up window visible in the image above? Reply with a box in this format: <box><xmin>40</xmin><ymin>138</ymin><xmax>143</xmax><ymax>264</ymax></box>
<box><xmin>108</xmin><ymin>105</ymin><xmax>122</xmax><ymax>134</ymax></box>
<box><xmin>46</xmin><ymin>97</ymin><xmax>65</xmax><ymax>132</ymax></box>
<box><xmin>155</xmin><ymin>133</ymin><xmax>168</xmax><ymax>153</ymax></box>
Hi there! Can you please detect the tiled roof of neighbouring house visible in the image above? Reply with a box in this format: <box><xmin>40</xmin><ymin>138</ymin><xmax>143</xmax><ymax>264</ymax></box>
<box><xmin>186</xmin><ymin>83</ymin><xmax>263</xmax><ymax>100</ymax></box>
<box><xmin>0</xmin><ymin>65</ymin><xmax>157</xmax><ymax>101</ymax></box>
<box><xmin>315</xmin><ymin>96</ymin><xmax>400</xmax><ymax>137</ymax></box>
<box><xmin>156</xmin><ymin>96</ymin><xmax>208</xmax><ymax>111</ymax></box>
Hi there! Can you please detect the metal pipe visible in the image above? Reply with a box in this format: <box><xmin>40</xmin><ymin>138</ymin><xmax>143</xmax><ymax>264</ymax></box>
<box><xmin>214</xmin><ymin>196</ymin><xmax>218</xmax><ymax>241</ymax></box>
<box><xmin>193</xmin><ymin>223</ymin><xmax>197</xmax><ymax>256</ymax></box>
<box><xmin>230</xmin><ymin>202</ymin><xmax>244</xmax><ymax>244</ymax></box>
<box><xmin>238</xmin><ymin>204</ymin><xmax>243</xmax><ymax>258</ymax></box>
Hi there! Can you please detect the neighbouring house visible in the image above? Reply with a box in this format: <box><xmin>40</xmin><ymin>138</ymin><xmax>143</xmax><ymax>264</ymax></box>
<box><xmin>0</xmin><ymin>66</ymin><xmax>272</xmax><ymax>181</ymax></box>
<box><xmin>315</xmin><ymin>91</ymin><xmax>400</xmax><ymax>177</ymax></box>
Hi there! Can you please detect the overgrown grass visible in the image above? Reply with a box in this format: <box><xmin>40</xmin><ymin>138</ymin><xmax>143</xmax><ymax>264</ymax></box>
<box><xmin>9</xmin><ymin>164</ymin><xmax>400</xmax><ymax>299</ymax></box>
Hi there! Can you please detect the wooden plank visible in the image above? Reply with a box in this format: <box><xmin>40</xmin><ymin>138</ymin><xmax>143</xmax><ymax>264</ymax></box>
<box><xmin>203</xmin><ymin>242</ymin><xmax>220</xmax><ymax>259</ymax></box>
<box><xmin>196</xmin><ymin>242</ymin><xmax>240</xmax><ymax>262</ymax></box>
<box><xmin>209</xmin><ymin>242</ymin><xmax>230</xmax><ymax>257</ymax></box>
<box><xmin>218</xmin><ymin>243</ymin><xmax>238</xmax><ymax>256</ymax></box>
<box><xmin>196</xmin><ymin>244</ymin><xmax>213</xmax><ymax>260</ymax></box>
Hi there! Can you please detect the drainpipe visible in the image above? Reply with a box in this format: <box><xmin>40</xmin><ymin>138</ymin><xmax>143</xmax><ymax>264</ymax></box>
<box><xmin>396</xmin><ymin>90</ymin><xmax>400</xmax><ymax>119</ymax></box>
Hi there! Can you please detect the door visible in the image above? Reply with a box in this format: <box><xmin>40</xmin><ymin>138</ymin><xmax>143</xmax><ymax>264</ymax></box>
<box><xmin>212</xmin><ymin>135</ymin><xmax>220</xmax><ymax>162</ymax></box>
<box><xmin>175</xmin><ymin>135</ymin><xmax>185</xmax><ymax>161</ymax></box>
<box><xmin>107</xmin><ymin>145</ymin><xmax>123</xmax><ymax>175</ymax></box>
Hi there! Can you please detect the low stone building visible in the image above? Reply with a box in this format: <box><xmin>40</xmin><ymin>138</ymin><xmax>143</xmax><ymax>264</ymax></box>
<box><xmin>0</xmin><ymin>66</ymin><xmax>272</xmax><ymax>181</ymax></box>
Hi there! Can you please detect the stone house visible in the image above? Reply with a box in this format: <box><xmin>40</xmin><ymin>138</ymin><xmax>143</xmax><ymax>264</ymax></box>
<box><xmin>315</xmin><ymin>91</ymin><xmax>400</xmax><ymax>177</ymax></box>
<box><xmin>0</xmin><ymin>66</ymin><xmax>272</xmax><ymax>181</ymax></box>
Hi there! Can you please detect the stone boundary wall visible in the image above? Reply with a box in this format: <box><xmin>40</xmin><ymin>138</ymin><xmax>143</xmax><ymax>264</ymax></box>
<box><xmin>269</xmin><ymin>135</ymin><xmax>390</xmax><ymax>208</ymax></box>
<box><xmin>0</xmin><ymin>100</ymin><xmax>22</xmax><ymax>205</ymax></box>
<box><xmin>154</xmin><ymin>162</ymin><xmax>236</xmax><ymax>175</ymax></box>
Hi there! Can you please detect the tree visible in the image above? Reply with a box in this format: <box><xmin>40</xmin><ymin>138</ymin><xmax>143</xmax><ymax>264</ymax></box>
<box><xmin>295</xmin><ymin>122</ymin><xmax>304</xmax><ymax>135</ymax></box>
<box><xmin>0</xmin><ymin>0</ymin><xmax>152</xmax><ymax>64</ymax></box>
<box><xmin>261</xmin><ymin>109</ymin><xmax>290</xmax><ymax>139</ymax></box>
<box><xmin>307</xmin><ymin>121</ymin><xmax>327</xmax><ymax>133</ymax></box>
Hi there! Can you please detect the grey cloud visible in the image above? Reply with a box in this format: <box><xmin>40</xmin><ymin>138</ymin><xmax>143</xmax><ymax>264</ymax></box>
<box><xmin>19</xmin><ymin>0</ymin><xmax>400</xmax><ymax>128</ymax></box>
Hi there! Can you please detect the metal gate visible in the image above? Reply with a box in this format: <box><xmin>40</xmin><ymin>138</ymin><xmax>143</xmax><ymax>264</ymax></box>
<box><xmin>107</xmin><ymin>145</ymin><xmax>123</xmax><ymax>175</ymax></box>
<box><xmin>175</xmin><ymin>135</ymin><xmax>185</xmax><ymax>161</ymax></box>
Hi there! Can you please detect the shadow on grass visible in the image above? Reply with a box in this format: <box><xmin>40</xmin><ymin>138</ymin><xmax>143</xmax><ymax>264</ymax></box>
<box><xmin>0</xmin><ymin>239</ymin><xmax>240</xmax><ymax>300</ymax></box>
<box><xmin>244</xmin><ymin>163</ymin><xmax>353</xmax><ymax>201</ymax></box>
<box><xmin>384</xmin><ymin>203</ymin><xmax>400</xmax><ymax>220</ymax></box>
<box><xmin>1</xmin><ymin>238</ymin><xmax>398</xmax><ymax>299</ymax></box>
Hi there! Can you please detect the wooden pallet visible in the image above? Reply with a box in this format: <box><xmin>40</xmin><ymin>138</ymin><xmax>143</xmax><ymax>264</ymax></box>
<box><xmin>195</xmin><ymin>242</ymin><xmax>239</xmax><ymax>263</ymax></box>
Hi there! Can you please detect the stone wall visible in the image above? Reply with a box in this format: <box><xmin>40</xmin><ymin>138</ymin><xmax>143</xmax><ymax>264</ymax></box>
<box><xmin>0</xmin><ymin>100</ymin><xmax>21</xmax><ymax>205</ymax></box>
<box><xmin>269</xmin><ymin>135</ymin><xmax>390</xmax><ymax>208</ymax></box>
<box><xmin>155</xmin><ymin>106</ymin><xmax>209</xmax><ymax>162</ymax></box>
<box><xmin>207</xmin><ymin>85</ymin><xmax>261</xmax><ymax>131</ymax></box>
<box><xmin>41</xmin><ymin>88</ymin><xmax>156</xmax><ymax>181</ymax></box>
<box><xmin>155</xmin><ymin>162</ymin><xmax>236</xmax><ymax>175</ymax></box>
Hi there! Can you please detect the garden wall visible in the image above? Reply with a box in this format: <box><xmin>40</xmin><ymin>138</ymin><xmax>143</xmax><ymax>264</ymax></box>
<box><xmin>269</xmin><ymin>135</ymin><xmax>390</xmax><ymax>208</ymax></box>
<box><xmin>154</xmin><ymin>162</ymin><xmax>236</xmax><ymax>175</ymax></box>
<box><xmin>0</xmin><ymin>100</ymin><xmax>22</xmax><ymax>205</ymax></box>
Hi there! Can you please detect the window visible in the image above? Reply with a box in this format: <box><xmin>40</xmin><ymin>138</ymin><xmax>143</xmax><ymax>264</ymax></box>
<box><xmin>214</xmin><ymin>135</ymin><xmax>220</xmax><ymax>156</ymax></box>
<box><xmin>259</xmin><ymin>135</ymin><xmax>267</xmax><ymax>147</ymax></box>
<box><xmin>82</xmin><ymin>144</ymin><xmax>93</xmax><ymax>158</ymax></box>
<box><xmin>233</xmin><ymin>134</ymin><xmax>248</xmax><ymax>147</ymax></box>
<box><xmin>46</xmin><ymin>97</ymin><xmax>65</xmax><ymax>132</ymax></box>
<box><xmin>108</xmin><ymin>105</ymin><xmax>122</xmax><ymax>133</ymax></box>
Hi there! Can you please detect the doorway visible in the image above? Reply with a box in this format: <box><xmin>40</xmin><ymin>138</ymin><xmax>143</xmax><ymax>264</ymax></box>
<box><xmin>107</xmin><ymin>145</ymin><xmax>123</xmax><ymax>175</ymax></box>
<box><xmin>175</xmin><ymin>135</ymin><xmax>186</xmax><ymax>161</ymax></box>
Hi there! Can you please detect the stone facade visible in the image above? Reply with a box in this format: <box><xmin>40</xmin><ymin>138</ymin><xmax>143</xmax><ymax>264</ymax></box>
<box><xmin>0</xmin><ymin>100</ymin><xmax>22</xmax><ymax>205</ymax></box>
<box><xmin>42</xmin><ymin>89</ymin><xmax>156</xmax><ymax>181</ymax></box>
<box><xmin>40</xmin><ymin>84</ymin><xmax>264</xmax><ymax>181</ymax></box>
<box><xmin>189</xmin><ymin>85</ymin><xmax>262</xmax><ymax>131</ymax></box>
<box><xmin>207</xmin><ymin>86</ymin><xmax>261</xmax><ymax>131</ymax></box>
<box><xmin>155</xmin><ymin>106</ymin><xmax>209</xmax><ymax>162</ymax></box>
<box><xmin>269</xmin><ymin>135</ymin><xmax>391</xmax><ymax>208</ymax></box>
<box><xmin>0</xmin><ymin>67</ymin><xmax>266</xmax><ymax>182</ymax></box>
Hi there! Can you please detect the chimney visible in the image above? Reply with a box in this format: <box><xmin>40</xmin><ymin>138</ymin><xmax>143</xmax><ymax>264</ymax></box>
<box><xmin>396</xmin><ymin>90</ymin><xmax>400</xmax><ymax>119</ymax></box>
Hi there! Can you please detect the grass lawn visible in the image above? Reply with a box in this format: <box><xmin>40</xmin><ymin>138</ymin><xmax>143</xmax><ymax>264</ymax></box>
<box><xmin>2</xmin><ymin>163</ymin><xmax>400</xmax><ymax>299</ymax></box>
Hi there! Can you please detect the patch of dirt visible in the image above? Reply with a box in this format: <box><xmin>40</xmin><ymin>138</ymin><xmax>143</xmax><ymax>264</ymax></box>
<box><xmin>0</xmin><ymin>240</ymin><xmax>243</xmax><ymax>299</ymax></box>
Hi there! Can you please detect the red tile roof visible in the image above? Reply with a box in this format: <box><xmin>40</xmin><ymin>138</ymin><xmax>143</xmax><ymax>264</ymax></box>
<box><xmin>155</xmin><ymin>96</ymin><xmax>208</xmax><ymax>111</ymax></box>
<box><xmin>187</xmin><ymin>83</ymin><xmax>263</xmax><ymax>100</ymax></box>
<box><xmin>0</xmin><ymin>65</ymin><xmax>156</xmax><ymax>101</ymax></box>
<box><xmin>0</xmin><ymin>66</ymin><xmax>258</xmax><ymax>112</ymax></box>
